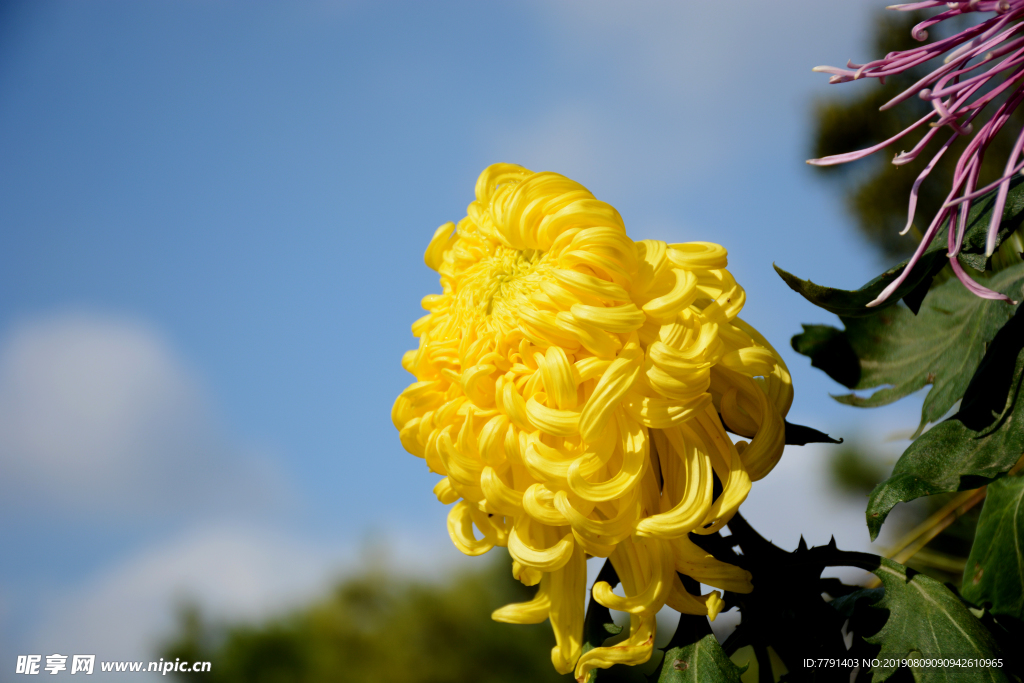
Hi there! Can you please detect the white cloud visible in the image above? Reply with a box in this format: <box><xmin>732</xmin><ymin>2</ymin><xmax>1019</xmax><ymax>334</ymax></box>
<box><xmin>0</xmin><ymin>312</ymin><xmax>482</xmax><ymax>673</ymax></box>
<box><xmin>26</xmin><ymin>520</ymin><xmax>476</xmax><ymax>681</ymax></box>
<box><xmin>0</xmin><ymin>312</ymin><xmax>285</xmax><ymax>518</ymax></box>
<box><xmin>26</xmin><ymin>523</ymin><xmax>340</xmax><ymax>681</ymax></box>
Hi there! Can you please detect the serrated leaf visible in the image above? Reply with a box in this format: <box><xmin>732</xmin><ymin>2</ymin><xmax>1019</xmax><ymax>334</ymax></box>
<box><xmin>866</xmin><ymin>307</ymin><xmax>1024</xmax><ymax>539</ymax></box>
<box><xmin>776</xmin><ymin>177</ymin><xmax>1024</xmax><ymax>317</ymax></box>
<box><xmin>962</xmin><ymin>477</ymin><xmax>1024</xmax><ymax>621</ymax></box>
<box><xmin>655</xmin><ymin>634</ymin><xmax>744</xmax><ymax>683</ymax></box>
<box><xmin>792</xmin><ymin>263</ymin><xmax>1024</xmax><ymax>438</ymax></box>
<box><xmin>865</xmin><ymin>559</ymin><xmax>1008</xmax><ymax>683</ymax></box>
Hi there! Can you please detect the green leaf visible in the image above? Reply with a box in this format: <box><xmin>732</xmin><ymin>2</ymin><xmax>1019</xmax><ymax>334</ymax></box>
<box><xmin>864</xmin><ymin>559</ymin><xmax>1009</xmax><ymax>683</ymax></box>
<box><xmin>792</xmin><ymin>263</ymin><xmax>1024</xmax><ymax>438</ymax></box>
<box><xmin>774</xmin><ymin>255</ymin><xmax>946</xmax><ymax>319</ymax></box>
<box><xmin>776</xmin><ymin>176</ymin><xmax>1024</xmax><ymax>317</ymax></box>
<box><xmin>866</xmin><ymin>307</ymin><xmax>1024</xmax><ymax>539</ymax></box>
<box><xmin>791</xmin><ymin>324</ymin><xmax>860</xmax><ymax>388</ymax></box>
<box><xmin>962</xmin><ymin>476</ymin><xmax>1024</xmax><ymax>621</ymax></box>
<box><xmin>829</xmin><ymin>587</ymin><xmax>884</xmax><ymax>620</ymax></box>
<box><xmin>655</xmin><ymin>634</ymin><xmax>744</xmax><ymax>683</ymax></box>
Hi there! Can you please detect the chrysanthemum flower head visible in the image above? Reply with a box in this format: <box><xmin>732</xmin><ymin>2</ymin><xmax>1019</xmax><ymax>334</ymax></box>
<box><xmin>810</xmin><ymin>1</ymin><xmax>1024</xmax><ymax>305</ymax></box>
<box><xmin>392</xmin><ymin>164</ymin><xmax>792</xmax><ymax>680</ymax></box>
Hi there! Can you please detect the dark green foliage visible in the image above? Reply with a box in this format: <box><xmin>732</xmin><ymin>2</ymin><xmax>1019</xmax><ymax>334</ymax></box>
<box><xmin>791</xmin><ymin>325</ymin><xmax>860</xmax><ymax>388</ymax></box>
<box><xmin>161</xmin><ymin>553</ymin><xmax>568</xmax><ymax>683</ymax></box>
<box><xmin>784</xmin><ymin>173</ymin><xmax>1024</xmax><ymax>540</ymax></box>
<box><xmin>774</xmin><ymin>257</ymin><xmax>946</xmax><ymax>319</ymax></box>
<box><xmin>865</xmin><ymin>306</ymin><xmax>1024</xmax><ymax>539</ymax></box>
<box><xmin>776</xmin><ymin>176</ymin><xmax>1024</xmax><ymax>320</ymax></box>
<box><xmin>689</xmin><ymin>515</ymin><xmax>879</xmax><ymax>683</ymax></box>
<box><xmin>903</xmin><ymin>491</ymin><xmax>981</xmax><ymax>587</ymax></box>
<box><xmin>859</xmin><ymin>560</ymin><xmax>1008</xmax><ymax>683</ymax></box>
<box><xmin>774</xmin><ymin>256</ymin><xmax>946</xmax><ymax>319</ymax></box>
<box><xmin>778</xmin><ymin>8</ymin><xmax>1024</xmax><ymax>681</ymax></box>
<box><xmin>791</xmin><ymin>263</ymin><xmax>1024</xmax><ymax>439</ymax></box>
<box><xmin>828</xmin><ymin>561</ymin><xmax>1018</xmax><ymax>683</ymax></box>
<box><xmin>962</xmin><ymin>476</ymin><xmax>1024</xmax><ymax>621</ymax></box>
<box><xmin>656</xmin><ymin>632</ymin><xmax>744</xmax><ymax>683</ymax></box>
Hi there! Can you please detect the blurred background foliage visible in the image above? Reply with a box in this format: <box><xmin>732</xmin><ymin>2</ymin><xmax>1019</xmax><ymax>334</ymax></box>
<box><xmin>159</xmin><ymin>550</ymin><xmax>787</xmax><ymax>683</ymax></box>
<box><xmin>161</xmin><ymin>552</ymin><xmax>569</xmax><ymax>683</ymax></box>
<box><xmin>811</xmin><ymin>10</ymin><xmax>1024</xmax><ymax>260</ymax></box>
<box><xmin>824</xmin><ymin>441</ymin><xmax>977</xmax><ymax>588</ymax></box>
<box><xmin>158</xmin><ymin>9</ymin><xmax>998</xmax><ymax>681</ymax></box>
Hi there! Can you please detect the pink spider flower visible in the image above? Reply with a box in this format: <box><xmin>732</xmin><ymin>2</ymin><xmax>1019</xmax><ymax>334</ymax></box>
<box><xmin>809</xmin><ymin>0</ymin><xmax>1024</xmax><ymax>306</ymax></box>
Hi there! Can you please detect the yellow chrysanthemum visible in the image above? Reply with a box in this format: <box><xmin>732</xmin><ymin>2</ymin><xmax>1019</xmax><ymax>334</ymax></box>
<box><xmin>392</xmin><ymin>164</ymin><xmax>792</xmax><ymax>680</ymax></box>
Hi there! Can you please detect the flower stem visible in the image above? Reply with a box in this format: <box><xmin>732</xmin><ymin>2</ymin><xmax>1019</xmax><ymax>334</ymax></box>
<box><xmin>863</xmin><ymin>487</ymin><xmax>987</xmax><ymax>589</ymax></box>
<box><xmin>864</xmin><ymin>455</ymin><xmax>1024</xmax><ymax>588</ymax></box>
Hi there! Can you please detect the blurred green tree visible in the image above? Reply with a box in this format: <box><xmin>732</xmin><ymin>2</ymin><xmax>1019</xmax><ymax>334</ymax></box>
<box><xmin>161</xmin><ymin>552</ymin><xmax>570</xmax><ymax>683</ymax></box>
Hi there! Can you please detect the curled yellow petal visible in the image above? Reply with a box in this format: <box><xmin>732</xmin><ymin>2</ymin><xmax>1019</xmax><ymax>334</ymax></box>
<box><xmin>622</xmin><ymin>391</ymin><xmax>712</xmax><ymax>429</ymax></box>
<box><xmin>447</xmin><ymin>501</ymin><xmax>494</xmax><ymax>556</ymax></box>
<box><xmin>633</xmin><ymin>239</ymin><xmax>668</xmax><ymax>295</ymax></box>
<box><xmin>436</xmin><ymin>426</ymin><xmax>482</xmax><ymax>487</ymax></box>
<box><xmin>551</xmin><ymin>268</ymin><xmax>630</xmax><ymax>302</ymax></box>
<box><xmin>570</xmin><ymin>303</ymin><xmax>646</xmax><ymax>334</ymax></box>
<box><xmin>568</xmin><ymin>411</ymin><xmax>648</xmax><ymax>502</ymax></box>
<box><xmin>480</xmin><ymin>465</ymin><xmax>523</xmax><ymax>516</ymax></box>
<box><xmin>492</xmin><ymin>573</ymin><xmax>551</xmax><ymax>624</ymax></box>
<box><xmin>522</xmin><ymin>435</ymin><xmax>576</xmax><ymax>485</ymax></box>
<box><xmin>578</xmin><ymin>345</ymin><xmax>641</xmax><ymax>442</ymax></box>
<box><xmin>665</xmin><ymin>573</ymin><xmax>724</xmax><ymax>620</ymax></box>
<box><xmin>574</xmin><ymin>615</ymin><xmax>655</xmax><ymax>682</ymax></box>
<box><xmin>720</xmin><ymin>346</ymin><xmax>776</xmax><ymax>377</ymax></box>
<box><xmin>670</xmin><ymin>535</ymin><xmax>753</xmax><ymax>593</ymax></box>
<box><xmin>523</xmin><ymin>483</ymin><xmax>571</xmax><ymax>526</ymax></box>
<box><xmin>635</xmin><ymin>424</ymin><xmax>714</xmax><ymax>538</ymax></box>
<box><xmin>424</xmin><ymin>222</ymin><xmax>456</xmax><ymax>271</ymax></box>
<box><xmin>525</xmin><ymin>395</ymin><xmax>580</xmax><ymax>437</ymax></box>
<box><xmin>593</xmin><ymin>537</ymin><xmax>674</xmax><ymax>616</ymax></box>
<box><xmin>642</xmin><ymin>269</ymin><xmax>698</xmax><ymax>321</ymax></box>
<box><xmin>508</xmin><ymin>520</ymin><xmax>575</xmax><ymax>572</ymax></box>
<box><xmin>548</xmin><ymin>544</ymin><xmax>587</xmax><ymax>674</ymax></box>
<box><xmin>554</xmin><ymin>489</ymin><xmax>638</xmax><ymax>552</ymax></box>
<box><xmin>554</xmin><ymin>312</ymin><xmax>622</xmax><ymax>358</ymax></box>
<box><xmin>433</xmin><ymin>477</ymin><xmax>459</xmax><ymax>505</ymax></box>
<box><xmin>691</xmin><ymin>408</ymin><xmax>752</xmax><ymax>535</ymax></box>
<box><xmin>667</xmin><ymin>241</ymin><xmax>728</xmax><ymax>269</ymax></box>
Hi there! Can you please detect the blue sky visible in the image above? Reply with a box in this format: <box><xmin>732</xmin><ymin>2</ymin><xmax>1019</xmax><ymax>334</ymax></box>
<box><xmin>0</xmin><ymin>0</ymin><xmax>927</xmax><ymax>675</ymax></box>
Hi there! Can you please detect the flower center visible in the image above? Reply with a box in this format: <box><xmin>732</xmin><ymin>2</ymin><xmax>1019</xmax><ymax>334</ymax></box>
<box><xmin>455</xmin><ymin>246</ymin><xmax>552</xmax><ymax>333</ymax></box>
